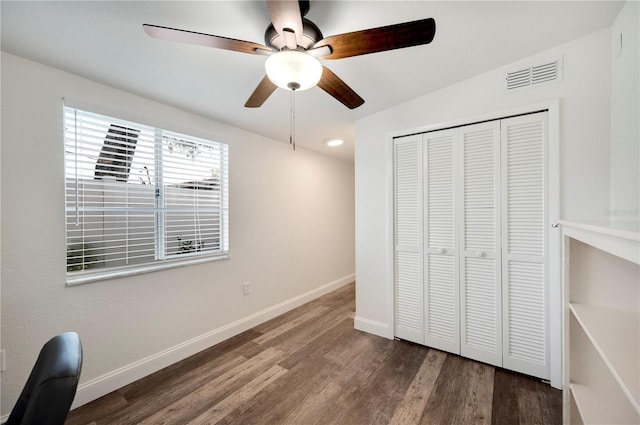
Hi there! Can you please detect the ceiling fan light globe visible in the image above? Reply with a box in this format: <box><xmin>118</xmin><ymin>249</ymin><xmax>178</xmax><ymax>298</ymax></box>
<box><xmin>265</xmin><ymin>50</ymin><xmax>322</xmax><ymax>91</ymax></box>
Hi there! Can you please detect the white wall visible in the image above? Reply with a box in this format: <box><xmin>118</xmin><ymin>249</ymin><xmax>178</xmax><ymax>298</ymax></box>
<box><xmin>354</xmin><ymin>27</ymin><xmax>613</xmax><ymax>337</ymax></box>
<box><xmin>0</xmin><ymin>52</ymin><xmax>355</xmax><ymax>415</ymax></box>
<box><xmin>610</xmin><ymin>1</ymin><xmax>639</xmax><ymax>222</ymax></box>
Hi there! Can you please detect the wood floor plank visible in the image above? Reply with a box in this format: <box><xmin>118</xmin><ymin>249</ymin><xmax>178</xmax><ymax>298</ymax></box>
<box><xmin>421</xmin><ymin>354</ymin><xmax>480</xmax><ymax>425</ymax></box>
<box><xmin>278</xmin><ymin>315</ymin><xmax>354</xmax><ymax>370</ymax></box>
<box><xmin>279</xmin><ymin>376</ymin><xmax>344</xmax><ymax>425</ymax></box>
<box><xmin>220</xmin><ymin>355</ymin><xmax>338</xmax><ymax>424</ymax></box>
<box><xmin>258</xmin><ymin>301</ymin><xmax>354</xmax><ymax>357</ymax></box>
<box><xmin>516</xmin><ymin>385</ymin><xmax>545</xmax><ymax>425</ymax></box>
<box><xmin>458</xmin><ymin>361</ymin><xmax>495</xmax><ymax>425</ymax></box>
<box><xmin>66</xmin><ymin>282</ymin><xmax>561</xmax><ymax>425</ymax></box>
<box><xmin>324</xmin><ymin>325</ymin><xmax>394</xmax><ymax>368</ymax></box>
<box><xmin>326</xmin><ymin>330</ymin><xmax>396</xmax><ymax>392</ymax></box>
<box><xmin>491</xmin><ymin>368</ymin><xmax>562</xmax><ymax>425</ymax></box>
<box><xmin>537</xmin><ymin>378</ymin><xmax>563</xmax><ymax>425</ymax></box>
<box><xmin>64</xmin><ymin>392</ymin><xmax>128</xmax><ymax>425</ymax></box>
<box><xmin>118</xmin><ymin>329</ymin><xmax>262</xmax><ymax>403</ymax></box>
<box><xmin>187</xmin><ymin>364</ymin><xmax>288</xmax><ymax>424</ymax></box>
<box><xmin>491</xmin><ymin>368</ymin><xmax>520</xmax><ymax>425</ymax></box>
<box><xmin>94</xmin><ymin>353</ymin><xmax>248</xmax><ymax>425</ymax></box>
<box><xmin>388</xmin><ymin>348</ymin><xmax>447</xmax><ymax>425</ymax></box>
<box><xmin>332</xmin><ymin>339</ymin><xmax>428</xmax><ymax>425</ymax></box>
<box><xmin>288</xmin><ymin>334</ymin><xmax>395</xmax><ymax>425</ymax></box>
<box><xmin>253</xmin><ymin>305</ymin><xmax>329</xmax><ymax>344</ymax></box>
<box><xmin>251</xmin><ymin>283</ymin><xmax>353</xmax><ymax>335</ymax></box>
<box><xmin>138</xmin><ymin>347</ymin><xmax>284</xmax><ymax>424</ymax></box>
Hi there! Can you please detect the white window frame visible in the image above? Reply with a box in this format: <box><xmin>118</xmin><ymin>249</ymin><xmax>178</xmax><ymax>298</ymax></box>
<box><xmin>64</xmin><ymin>106</ymin><xmax>229</xmax><ymax>285</ymax></box>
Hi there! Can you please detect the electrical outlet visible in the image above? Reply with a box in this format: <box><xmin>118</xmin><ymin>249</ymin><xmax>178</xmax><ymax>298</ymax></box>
<box><xmin>243</xmin><ymin>282</ymin><xmax>251</xmax><ymax>296</ymax></box>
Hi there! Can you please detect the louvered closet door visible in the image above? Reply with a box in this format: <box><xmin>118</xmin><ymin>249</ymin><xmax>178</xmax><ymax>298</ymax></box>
<box><xmin>394</xmin><ymin>135</ymin><xmax>424</xmax><ymax>344</ymax></box>
<box><xmin>459</xmin><ymin>121</ymin><xmax>502</xmax><ymax>366</ymax></box>
<box><xmin>501</xmin><ymin>112</ymin><xmax>549</xmax><ymax>379</ymax></box>
<box><xmin>423</xmin><ymin>129</ymin><xmax>459</xmax><ymax>354</ymax></box>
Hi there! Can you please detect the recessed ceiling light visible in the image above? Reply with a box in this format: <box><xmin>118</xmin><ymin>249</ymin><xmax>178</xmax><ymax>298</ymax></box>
<box><xmin>324</xmin><ymin>138</ymin><xmax>344</xmax><ymax>147</ymax></box>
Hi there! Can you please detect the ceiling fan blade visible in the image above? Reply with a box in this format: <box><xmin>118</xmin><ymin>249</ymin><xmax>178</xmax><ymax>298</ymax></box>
<box><xmin>317</xmin><ymin>67</ymin><xmax>364</xmax><ymax>109</ymax></box>
<box><xmin>307</xmin><ymin>45</ymin><xmax>332</xmax><ymax>58</ymax></box>
<box><xmin>143</xmin><ymin>24</ymin><xmax>271</xmax><ymax>55</ymax></box>
<box><xmin>267</xmin><ymin>0</ymin><xmax>304</xmax><ymax>46</ymax></box>
<box><xmin>245</xmin><ymin>75</ymin><xmax>278</xmax><ymax>108</ymax></box>
<box><xmin>313</xmin><ymin>18</ymin><xmax>436</xmax><ymax>60</ymax></box>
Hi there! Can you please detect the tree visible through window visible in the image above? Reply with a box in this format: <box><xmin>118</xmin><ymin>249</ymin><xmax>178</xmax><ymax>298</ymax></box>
<box><xmin>64</xmin><ymin>107</ymin><xmax>229</xmax><ymax>281</ymax></box>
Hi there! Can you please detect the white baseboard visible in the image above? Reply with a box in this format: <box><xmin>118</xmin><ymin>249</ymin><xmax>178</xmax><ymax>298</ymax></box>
<box><xmin>71</xmin><ymin>274</ymin><xmax>355</xmax><ymax>410</ymax></box>
<box><xmin>354</xmin><ymin>315</ymin><xmax>393</xmax><ymax>339</ymax></box>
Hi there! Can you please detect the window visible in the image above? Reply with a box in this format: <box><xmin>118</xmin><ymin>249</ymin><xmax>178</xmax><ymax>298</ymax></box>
<box><xmin>64</xmin><ymin>107</ymin><xmax>229</xmax><ymax>284</ymax></box>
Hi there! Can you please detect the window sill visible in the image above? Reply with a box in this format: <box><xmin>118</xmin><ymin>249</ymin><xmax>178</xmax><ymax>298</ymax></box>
<box><xmin>66</xmin><ymin>253</ymin><xmax>230</xmax><ymax>286</ymax></box>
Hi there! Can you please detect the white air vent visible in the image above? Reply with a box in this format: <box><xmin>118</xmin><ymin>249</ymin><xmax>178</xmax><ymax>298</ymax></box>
<box><xmin>506</xmin><ymin>57</ymin><xmax>562</xmax><ymax>90</ymax></box>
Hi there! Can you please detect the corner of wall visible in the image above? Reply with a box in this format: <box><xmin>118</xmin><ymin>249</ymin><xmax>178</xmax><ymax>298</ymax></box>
<box><xmin>354</xmin><ymin>316</ymin><xmax>393</xmax><ymax>339</ymax></box>
<box><xmin>609</xmin><ymin>0</ymin><xmax>640</xmax><ymax>224</ymax></box>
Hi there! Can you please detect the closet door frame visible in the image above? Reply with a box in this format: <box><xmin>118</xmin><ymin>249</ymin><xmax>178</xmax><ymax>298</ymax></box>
<box><xmin>388</xmin><ymin>100</ymin><xmax>561</xmax><ymax>388</ymax></box>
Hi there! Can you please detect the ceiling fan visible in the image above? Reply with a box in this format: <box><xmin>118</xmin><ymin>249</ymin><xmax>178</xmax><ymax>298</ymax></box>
<box><xmin>143</xmin><ymin>0</ymin><xmax>436</xmax><ymax>110</ymax></box>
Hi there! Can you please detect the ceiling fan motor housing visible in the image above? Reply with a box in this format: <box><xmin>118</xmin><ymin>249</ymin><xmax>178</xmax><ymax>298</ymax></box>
<box><xmin>265</xmin><ymin>18</ymin><xmax>323</xmax><ymax>50</ymax></box>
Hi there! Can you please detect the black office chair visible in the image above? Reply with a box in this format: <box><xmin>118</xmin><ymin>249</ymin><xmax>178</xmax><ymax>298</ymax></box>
<box><xmin>6</xmin><ymin>332</ymin><xmax>82</xmax><ymax>425</ymax></box>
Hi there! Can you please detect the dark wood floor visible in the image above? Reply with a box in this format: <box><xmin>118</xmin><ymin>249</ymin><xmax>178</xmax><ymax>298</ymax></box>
<box><xmin>66</xmin><ymin>282</ymin><xmax>561</xmax><ymax>425</ymax></box>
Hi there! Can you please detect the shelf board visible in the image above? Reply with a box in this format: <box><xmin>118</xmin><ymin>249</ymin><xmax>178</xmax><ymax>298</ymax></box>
<box><xmin>570</xmin><ymin>303</ymin><xmax>640</xmax><ymax>412</ymax></box>
<box><xmin>560</xmin><ymin>220</ymin><xmax>639</xmax><ymax>241</ymax></box>
<box><xmin>561</xmin><ymin>221</ymin><xmax>640</xmax><ymax>265</ymax></box>
<box><xmin>571</xmin><ymin>383</ymin><xmax>640</xmax><ymax>425</ymax></box>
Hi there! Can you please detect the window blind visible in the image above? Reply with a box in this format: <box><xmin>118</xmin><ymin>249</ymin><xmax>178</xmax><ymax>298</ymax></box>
<box><xmin>64</xmin><ymin>107</ymin><xmax>229</xmax><ymax>280</ymax></box>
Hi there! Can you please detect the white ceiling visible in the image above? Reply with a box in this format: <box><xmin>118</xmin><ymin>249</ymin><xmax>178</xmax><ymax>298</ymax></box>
<box><xmin>1</xmin><ymin>1</ymin><xmax>624</xmax><ymax>162</ymax></box>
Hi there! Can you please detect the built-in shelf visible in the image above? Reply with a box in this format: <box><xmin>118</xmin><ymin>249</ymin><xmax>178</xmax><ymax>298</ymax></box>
<box><xmin>560</xmin><ymin>220</ymin><xmax>639</xmax><ymax>265</ymax></box>
<box><xmin>571</xmin><ymin>382</ymin><xmax>639</xmax><ymax>425</ymax></box>
<box><xmin>563</xmin><ymin>220</ymin><xmax>640</xmax><ymax>425</ymax></box>
<box><xmin>570</xmin><ymin>303</ymin><xmax>639</xmax><ymax>410</ymax></box>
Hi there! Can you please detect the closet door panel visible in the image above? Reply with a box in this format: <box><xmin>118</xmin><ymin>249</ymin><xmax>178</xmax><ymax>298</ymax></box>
<box><xmin>423</xmin><ymin>129</ymin><xmax>459</xmax><ymax>353</ymax></box>
<box><xmin>501</xmin><ymin>113</ymin><xmax>549</xmax><ymax>379</ymax></box>
<box><xmin>394</xmin><ymin>135</ymin><xmax>424</xmax><ymax>344</ymax></box>
<box><xmin>459</xmin><ymin>122</ymin><xmax>502</xmax><ymax>366</ymax></box>
<box><xmin>426</xmin><ymin>254</ymin><xmax>457</xmax><ymax>344</ymax></box>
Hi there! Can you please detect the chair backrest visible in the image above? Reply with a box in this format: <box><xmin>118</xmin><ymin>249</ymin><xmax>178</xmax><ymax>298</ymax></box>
<box><xmin>6</xmin><ymin>332</ymin><xmax>82</xmax><ymax>425</ymax></box>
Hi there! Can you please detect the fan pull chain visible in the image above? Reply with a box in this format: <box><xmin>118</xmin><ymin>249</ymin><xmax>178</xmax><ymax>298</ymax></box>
<box><xmin>289</xmin><ymin>89</ymin><xmax>296</xmax><ymax>151</ymax></box>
